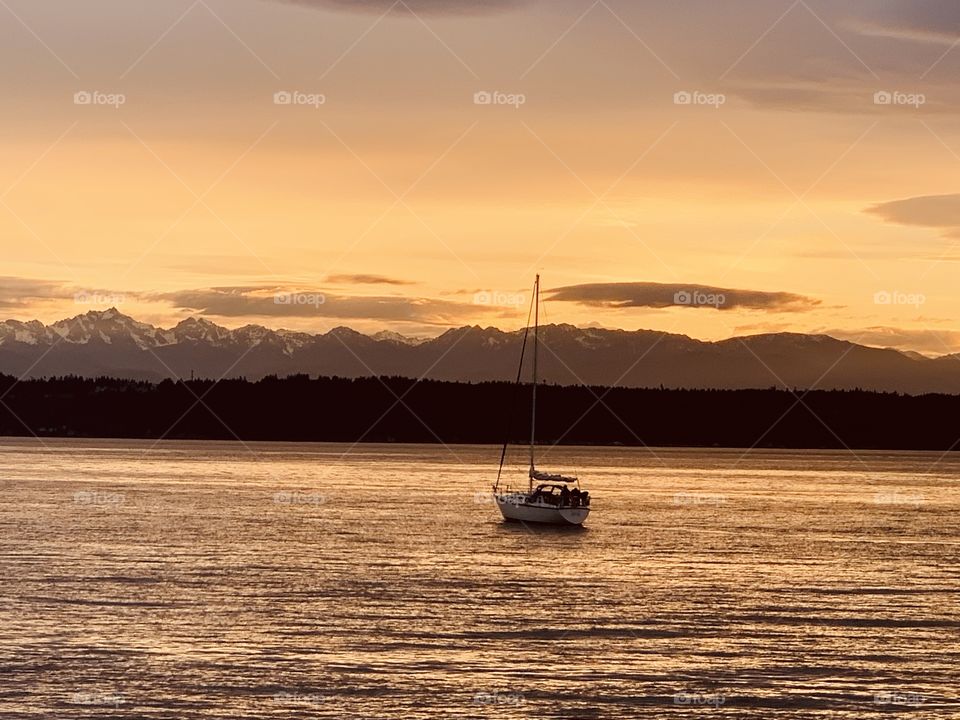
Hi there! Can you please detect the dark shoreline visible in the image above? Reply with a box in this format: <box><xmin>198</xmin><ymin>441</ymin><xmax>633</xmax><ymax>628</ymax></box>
<box><xmin>4</xmin><ymin>373</ymin><xmax>960</xmax><ymax>451</ymax></box>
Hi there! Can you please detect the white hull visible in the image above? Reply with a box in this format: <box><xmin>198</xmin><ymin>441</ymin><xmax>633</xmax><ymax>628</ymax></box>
<box><xmin>496</xmin><ymin>494</ymin><xmax>590</xmax><ymax>526</ymax></box>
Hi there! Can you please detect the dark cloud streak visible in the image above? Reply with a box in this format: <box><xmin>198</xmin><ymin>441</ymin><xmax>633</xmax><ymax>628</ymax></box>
<box><xmin>547</xmin><ymin>282</ymin><xmax>820</xmax><ymax>312</ymax></box>
<box><xmin>325</xmin><ymin>274</ymin><xmax>415</xmax><ymax>286</ymax></box>
<box><xmin>158</xmin><ymin>286</ymin><xmax>481</xmax><ymax>325</ymax></box>
<box><xmin>268</xmin><ymin>0</ymin><xmax>532</xmax><ymax>15</ymax></box>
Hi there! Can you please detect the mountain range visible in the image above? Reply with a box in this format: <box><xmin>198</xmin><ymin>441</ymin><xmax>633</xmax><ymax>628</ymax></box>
<box><xmin>2</xmin><ymin>308</ymin><xmax>960</xmax><ymax>394</ymax></box>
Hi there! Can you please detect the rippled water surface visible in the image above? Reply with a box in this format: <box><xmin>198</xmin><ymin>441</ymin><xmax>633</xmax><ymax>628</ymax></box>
<box><xmin>1</xmin><ymin>439</ymin><xmax>959</xmax><ymax>718</ymax></box>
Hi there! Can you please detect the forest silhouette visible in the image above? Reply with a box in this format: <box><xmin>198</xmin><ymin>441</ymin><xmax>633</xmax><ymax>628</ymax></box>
<box><xmin>2</xmin><ymin>373</ymin><xmax>960</xmax><ymax>450</ymax></box>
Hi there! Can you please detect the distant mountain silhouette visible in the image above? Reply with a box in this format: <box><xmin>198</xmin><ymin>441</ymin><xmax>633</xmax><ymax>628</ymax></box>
<box><xmin>2</xmin><ymin>308</ymin><xmax>960</xmax><ymax>393</ymax></box>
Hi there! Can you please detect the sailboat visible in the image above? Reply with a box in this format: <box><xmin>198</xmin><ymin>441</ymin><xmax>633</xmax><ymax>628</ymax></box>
<box><xmin>492</xmin><ymin>275</ymin><xmax>591</xmax><ymax>526</ymax></box>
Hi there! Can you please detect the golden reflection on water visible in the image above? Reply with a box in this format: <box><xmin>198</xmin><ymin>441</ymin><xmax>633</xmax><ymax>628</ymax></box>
<box><xmin>1</xmin><ymin>440</ymin><xmax>958</xmax><ymax>718</ymax></box>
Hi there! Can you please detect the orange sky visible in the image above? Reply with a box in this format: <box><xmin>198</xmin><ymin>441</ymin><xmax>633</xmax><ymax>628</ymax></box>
<box><xmin>3</xmin><ymin>0</ymin><xmax>960</xmax><ymax>353</ymax></box>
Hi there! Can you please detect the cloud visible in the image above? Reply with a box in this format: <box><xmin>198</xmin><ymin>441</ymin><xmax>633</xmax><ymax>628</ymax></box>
<box><xmin>269</xmin><ymin>0</ymin><xmax>532</xmax><ymax>15</ymax></box>
<box><xmin>325</xmin><ymin>274</ymin><xmax>415</xmax><ymax>286</ymax></box>
<box><xmin>728</xmin><ymin>79</ymin><xmax>955</xmax><ymax>116</ymax></box>
<box><xmin>0</xmin><ymin>277</ymin><xmax>68</xmax><ymax>309</ymax></box>
<box><xmin>853</xmin><ymin>0</ymin><xmax>960</xmax><ymax>44</ymax></box>
<box><xmin>0</xmin><ymin>277</ymin><xmax>130</xmax><ymax>311</ymax></box>
<box><xmin>157</xmin><ymin>286</ymin><xmax>481</xmax><ymax>325</ymax></box>
<box><xmin>713</xmin><ymin>2</ymin><xmax>960</xmax><ymax>113</ymax></box>
<box><xmin>730</xmin><ymin>81</ymin><xmax>860</xmax><ymax>114</ymax></box>
<box><xmin>823</xmin><ymin>325</ymin><xmax>960</xmax><ymax>355</ymax></box>
<box><xmin>865</xmin><ymin>193</ymin><xmax>960</xmax><ymax>235</ymax></box>
<box><xmin>546</xmin><ymin>282</ymin><xmax>820</xmax><ymax>312</ymax></box>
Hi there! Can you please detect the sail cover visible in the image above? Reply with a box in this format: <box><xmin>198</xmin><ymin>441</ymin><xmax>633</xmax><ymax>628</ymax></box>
<box><xmin>530</xmin><ymin>469</ymin><xmax>578</xmax><ymax>483</ymax></box>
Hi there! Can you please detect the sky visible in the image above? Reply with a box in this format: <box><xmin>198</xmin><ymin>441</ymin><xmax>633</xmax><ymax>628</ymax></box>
<box><xmin>2</xmin><ymin>0</ymin><xmax>960</xmax><ymax>353</ymax></box>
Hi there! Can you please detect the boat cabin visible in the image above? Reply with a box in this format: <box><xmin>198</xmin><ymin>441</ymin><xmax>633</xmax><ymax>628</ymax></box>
<box><xmin>527</xmin><ymin>483</ymin><xmax>590</xmax><ymax>508</ymax></box>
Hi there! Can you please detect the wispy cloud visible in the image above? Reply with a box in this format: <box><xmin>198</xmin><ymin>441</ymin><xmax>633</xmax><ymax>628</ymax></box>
<box><xmin>547</xmin><ymin>282</ymin><xmax>820</xmax><ymax>312</ymax></box>
<box><xmin>0</xmin><ymin>277</ymin><xmax>129</xmax><ymax>311</ymax></box>
<box><xmin>325</xmin><ymin>274</ymin><xmax>415</xmax><ymax>286</ymax></box>
<box><xmin>157</xmin><ymin>286</ymin><xmax>481</xmax><ymax>325</ymax></box>
<box><xmin>0</xmin><ymin>277</ymin><xmax>67</xmax><ymax>309</ymax></box>
<box><xmin>823</xmin><ymin>325</ymin><xmax>960</xmax><ymax>355</ymax></box>
<box><xmin>866</xmin><ymin>193</ymin><xmax>960</xmax><ymax>236</ymax></box>
<box><xmin>270</xmin><ymin>0</ymin><xmax>533</xmax><ymax>15</ymax></box>
<box><xmin>852</xmin><ymin>0</ymin><xmax>960</xmax><ymax>44</ymax></box>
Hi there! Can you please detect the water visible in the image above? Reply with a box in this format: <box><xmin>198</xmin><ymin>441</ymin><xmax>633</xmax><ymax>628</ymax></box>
<box><xmin>1</xmin><ymin>439</ymin><xmax>958</xmax><ymax>718</ymax></box>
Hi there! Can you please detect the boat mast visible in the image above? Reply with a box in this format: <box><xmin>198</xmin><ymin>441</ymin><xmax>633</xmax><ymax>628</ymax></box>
<box><xmin>529</xmin><ymin>274</ymin><xmax>540</xmax><ymax>489</ymax></box>
<box><xmin>493</xmin><ymin>290</ymin><xmax>535</xmax><ymax>494</ymax></box>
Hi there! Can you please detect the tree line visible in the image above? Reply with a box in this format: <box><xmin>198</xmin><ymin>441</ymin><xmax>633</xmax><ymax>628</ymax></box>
<box><xmin>1</xmin><ymin>373</ymin><xmax>959</xmax><ymax>450</ymax></box>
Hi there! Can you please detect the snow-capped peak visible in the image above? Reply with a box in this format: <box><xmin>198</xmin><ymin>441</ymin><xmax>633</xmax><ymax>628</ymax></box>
<box><xmin>171</xmin><ymin>317</ymin><xmax>232</xmax><ymax>344</ymax></box>
<box><xmin>371</xmin><ymin>330</ymin><xmax>427</xmax><ymax>346</ymax></box>
<box><xmin>46</xmin><ymin>308</ymin><xmax>167</xmax><ymax>349</ymax></box>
